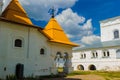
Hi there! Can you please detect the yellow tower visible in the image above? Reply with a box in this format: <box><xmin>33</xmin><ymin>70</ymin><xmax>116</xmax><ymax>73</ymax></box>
<box><xmin>1</xmin><ymin>0</ymin><xmax>32</xmax><ymax>25</ymax></box>
<box><xmin>43</xmin><ymin>17</ymin><xmax>78</xmax><ymax>46</ymax></box>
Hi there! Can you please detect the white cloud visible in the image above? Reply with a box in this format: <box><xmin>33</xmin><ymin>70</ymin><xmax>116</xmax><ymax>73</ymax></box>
<box><xmin>56</xmin><ymin>8</ymin><xmax>85</xmax><ymax>38</ymax></box>
<box><xmin>82</xmin><ymin>19</ymin><xmax>92</xmax><ymax>30</ymax></box>
<box><xmin>2</xmin><ymin>0</ymin><xmax>78</xmax><ymax>20</ymax></box>
<box><xmin>55</xmin><ymin>8</ymin><xmax>94</xmax><ymax>39</ymax></box>
<box><xmin>55</xmin><ymin>8</ymin><xmax>101</xmax><ymax>46</ymax></box>
<box><xmin>20</xmin><ymin>0</ymin><xmax>78</xmax><ymax>20</ymax></box>
<box><xmin>81</xmin><ymin>35</ymin><xmax>101</xmax><ymax>45</ymax></box>
<box><xmin>2</xmin><ymin>0</ymin><xmax>10</xmax><ymax>10</ymax></box>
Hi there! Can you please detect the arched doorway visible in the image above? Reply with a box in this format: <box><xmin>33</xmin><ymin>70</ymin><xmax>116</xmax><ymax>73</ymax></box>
<box><xmin>54</xmin><ymin>52</ymin><xmax>62</xmax><ymax>67</ymax></box>
<box><xmin>77</xmin><ymin>65</ymin><xmax>84</xmax><ymax>70</ymax></box>
<box><xmin>63</xmin><ymin>53</ymin><xmax>68</xmax><ymax>67</ymax></box>
<box><xmin>15</xmin><ymin>63</ymin><xmax>24</xmax><ymax>79</ymax></box>
<box><xmin>89</xmin><ymin>64</ymin><xmax>96</xmax><ymax>70</ymax></box>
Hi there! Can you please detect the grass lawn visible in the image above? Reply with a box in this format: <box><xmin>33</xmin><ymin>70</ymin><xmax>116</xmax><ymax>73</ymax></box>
<box><xmin>67</xmin><ymin>71</ymin><xmax>120</xmax><ymax>80</ymax></box>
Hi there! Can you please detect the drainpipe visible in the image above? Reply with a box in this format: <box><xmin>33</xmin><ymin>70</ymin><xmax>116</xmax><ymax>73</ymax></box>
<box><xmin>27</xmin><ymin>27</ymin><xmax>30</xmax><ymax>58</ymax></box>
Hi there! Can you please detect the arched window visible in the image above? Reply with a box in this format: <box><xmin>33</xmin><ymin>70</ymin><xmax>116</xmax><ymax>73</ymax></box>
<box><xmin>116</xmin><ymin>49</ymin><xmax>120</xmax><ymax>59</ymax></box>
<box><xmin>15</xmin><ymin>39</ymin><xmax>22</xmax><ymax>47</ymax></box>
<box><xmin>89</xmin><ymin>64</ymin><xmax>96</xmax><ymax>70</ymax></box>
<box><xmin>114</xmin><ymin>30</ymin><xmax>119</xmax><ymax>39</ymax></box>
<box><xmin>54</xmin><ymin>52</ymin><xmax>62</xmax><ymax>67</ymax></box>
<box><xmin>77</xmin><ymin>65</ymin><xmax>84</xmax><ymax>70</ymax></box>
<box><xmin>40</xmin><ymin>48</ymin><xmax>45</xmax><ymax>55</ymax></box>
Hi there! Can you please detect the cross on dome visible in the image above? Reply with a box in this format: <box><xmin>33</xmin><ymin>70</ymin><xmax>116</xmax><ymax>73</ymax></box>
<box><xmin>48</xmin><ymin>6</ymin><xmax>56</xmax><ymax>18</ymax></box>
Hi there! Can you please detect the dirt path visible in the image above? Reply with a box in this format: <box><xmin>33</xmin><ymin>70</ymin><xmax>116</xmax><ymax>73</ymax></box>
<box><xmin>43</xmin><ymin>74</ymin><xmax>105</xmax><ymax>80</ymax></box>
<box><xmin>66</xmin><ymin>74</ymin><xmax>105</xmax><ymax>80</ymax></box>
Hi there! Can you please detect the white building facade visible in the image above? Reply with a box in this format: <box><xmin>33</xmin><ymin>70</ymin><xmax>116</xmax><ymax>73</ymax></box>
<box><xmin>72</xmin><ymin>16</ymin><xmax>120</xmax><ymax>71</ymax></box>
<box><xmin>0</xmin><ymin>0</ymin><xmax>77</xmax><ymax>79</ymax></box>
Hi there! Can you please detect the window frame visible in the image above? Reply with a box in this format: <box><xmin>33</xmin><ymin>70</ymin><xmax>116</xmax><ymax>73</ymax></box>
<box><xmin>13</xmin><ymin>37</ymin><xmax>24</xmax><ymax>48</ymax></box>
<box><xmin>91</xmin><ymin>51</ymin><xmax>98</xmax><ymax>58</ymax></box>
<box><xmin>80</xmin><ymin>53</ymin><xmax>86</xmax><ymax>59</ymax></box>
<box><xmin>14</xmin><ymin>39</ymin><xmax>22</xmax><ymax>47</ymax></box>
<box><xmin>116</xmin><ymin>49</ymin><xmax>120</xmax><ymax>59</ymax></box>
<box><xmin>102</xmin><ymin>50</ymin><xmax>110</xmax><ymax>58</ymax></box>
<box><xmin>40</xmin><ymin>48</ymin><xmax>45</xmax><ymax>55</ymax></box>
<box><xmin>114</xmin><ymin>30</ymin><xmax>119</xmax><ymax>39</ymax></box>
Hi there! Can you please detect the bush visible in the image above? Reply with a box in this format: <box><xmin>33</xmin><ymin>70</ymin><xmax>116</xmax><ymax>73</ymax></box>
<box><xmin>6</xmin><ymin>75</ymin><xmax>17</xmax><ymax>80</ymax></box>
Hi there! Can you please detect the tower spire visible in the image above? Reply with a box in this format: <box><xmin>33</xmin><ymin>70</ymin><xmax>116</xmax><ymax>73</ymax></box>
<box><xmin>48</xmin><ymin>6</ymin><xmax>55</xmax><ymax>18</ymax></box>
<box><xmin>51</xmin><ymin>7</ymin><xmax>55</xmax><ymax>18</ymax></box>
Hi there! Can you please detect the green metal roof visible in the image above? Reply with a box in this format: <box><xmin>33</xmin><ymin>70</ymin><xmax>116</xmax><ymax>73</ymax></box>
<box><xmin>74</xmin><ymin>39</ymin><xmax>120</xmax><ymax>51</ymax></box>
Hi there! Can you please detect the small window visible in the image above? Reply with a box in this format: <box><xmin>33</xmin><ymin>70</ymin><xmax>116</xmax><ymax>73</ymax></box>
<box><xmin>91</xmin><ymin>52</ymin><xmax>98</xmax><ymax>58</ymax></box>
<box><xmin>102</xmin><ymin>51</ymin><xmax>110</xmax><ymax>58</ymax></box>
<box><xmin>116</xmin><ymin>49</ymin><xmax>120</xmax><ymax>59</ymax></box>
<box><xmin>40</xmin><ymin>48</ymin><xmax>45</xmax><ymax>55</ymax></box>
<box><xmin>80</xmin><ymin>54</ymin><xmax>83</xmax><ymax>59</ymax></box>
<box><xmin>80</xmin><ymin>53</ymin><xmax>86</xmax><ymax>59</ymax></box>
<box><xmin>103</xmin><ymin>52</ymin><xmax>106</xmax><ymax>56</ymax></box>
<box><xmin>96</xmin><ymin>52</ymin><xmax>98</xmax><ymax>57</ymax></box>
<box><xmin>92</xmin><ymin>53</ymin><xmax>95</xmax><ymax>57</ymax></box>
<box><xmin>15</xmin><ymin>39</ymin><xmax>22</xmax><ymax>47</ymax></box>
<box><xmin>114</xmin><ymin>30</ymin><xmax>119</xmax><ymax>39</ymax></box>
<box><xmin>84</xmin><ymin>54</ymin><xmax>86</xmax><ymax>58</ymax></box>
<box><xmin>107</xmin><ymin>51</ymin><xmax>110</xmax><ymax>56</ymax></box>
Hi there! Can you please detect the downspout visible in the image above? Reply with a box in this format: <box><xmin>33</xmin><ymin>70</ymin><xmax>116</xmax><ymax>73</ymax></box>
<box><xmin>27</xmin><ymin>27</ymin><xmax>30</xmax><ymax>58</ymax></box>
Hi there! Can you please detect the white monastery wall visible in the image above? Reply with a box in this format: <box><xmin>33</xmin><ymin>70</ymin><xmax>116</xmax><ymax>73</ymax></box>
<box><xmin>0</xmin><ymin>21</ymin><xmax>56</xmax><ymax>78</ymax></box>
<box><xmin>72</xmin><ymin>47</ymin><xmax>120</xmax><ymax>71</ymax></box>
<box><xmin>101</xmin><ymin>17</ymin><xmax>120</xmax><ymax>42</ymax></box>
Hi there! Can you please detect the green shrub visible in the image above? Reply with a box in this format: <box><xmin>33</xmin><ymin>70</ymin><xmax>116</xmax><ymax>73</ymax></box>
<box><xmin>6</xmin><ymin>75</ymin><xmax>17</xmax><ymax>80</ymax></box>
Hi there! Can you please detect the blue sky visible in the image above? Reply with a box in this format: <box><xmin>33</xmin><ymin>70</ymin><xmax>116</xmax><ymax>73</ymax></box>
<box><xmin>3</xmin><ymin>0</ymin><xmax>120</xmax><ymax>47</ymax></box>
<box><xmin>72</xmin><ymin>0</ymin><xmax>120</xmax><ymax>35</ymax></box>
